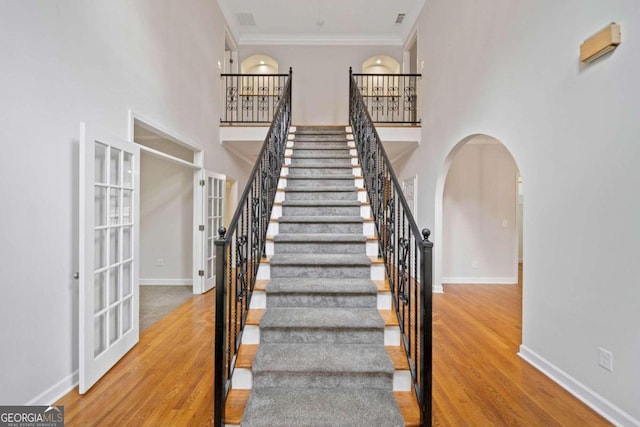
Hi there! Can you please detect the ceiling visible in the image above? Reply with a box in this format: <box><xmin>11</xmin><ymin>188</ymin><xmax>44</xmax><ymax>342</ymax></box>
<box><xmin>218</xmin><ymin>0</ymin><xmax>425</xmax><ymax>46</ymax></box>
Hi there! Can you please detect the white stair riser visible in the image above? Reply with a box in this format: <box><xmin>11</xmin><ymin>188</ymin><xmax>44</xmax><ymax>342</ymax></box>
<box><xmin>232</xmin><ymin>368</ymin><xmax>253</xmax><ymax>390</ymax></box>
<box><xmin>384</xmin><ymin>326</ymin><xmax>400</xmax><ymax>346</ymax></box>
<box><xmin>242</xmin><ymin>325</ymin><xmax>260</xmax><ymax>344</ymax></box>
<box><xmin>393</xmin><ymin>370</ymin><xmax>412</xmax><ymax>391</ymax></box>
<box><xmin>371</xmin><ymin>264</ymin><xmax>384</xmax><ymax>280</ymax></box>
<box><xmin>250</xmin><ymin>291</ymin><xmax>266</xmax><ymax>309</ymax></box>
<box><xmin>366</xmin><ymin>241</ymin><xmax>377</xmax><ymax>256</ymax></box>
<box><xmin>377</xmin><ymin>292</ymin><xmax>391</xmax><ymax>310</ymax></box>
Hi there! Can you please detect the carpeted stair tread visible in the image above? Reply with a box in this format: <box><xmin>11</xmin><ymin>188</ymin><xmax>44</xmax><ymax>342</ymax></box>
<box><xmin>285</xmin><ymin>185</ymin><xmax>356</xmax><ymax>191</ymax></box>
<box><xmin>240</xmin><ymin>125</ymin><xmax>403</xmax><ymax>426</ymax></box>
<box><xmin>278</xmin><ymin>215</ymin><xmax>363</xmax><ymax>223</ymax></box>
<box><xmin>286</xmin><ymin>174</ymin><xmax>356</xmax><ymax>180</ymax></box>
<box><xmin>259</xmin><ymin>307</ymin><xmax>384</xmax><ymax>329</ymax></box>
<box><xmin>241</xmin><ymin>388</ymin><xmax>404</xmax><ymax>427</ymax></box>
<box><xmin>266</xmin><ymin>278</ymin><xmax>377</xmax><ymax>295</ymax></box>
<box><xmin>281</xmin><ymin>199</ymin><xmax>361</xmax><ymax>207</ymax></box>
<box><xmin>270</xmin><ymin>253</ymin><xmax>371</xmax><ymax>267</ymax></box>
<box><xmin>273</xmin><ymin>233</ymin><xmax>366</xmax><ymax>243</ymax></box>
<box><xmin>252</xmin><ymin>343</ymin><xmax>394</xmax><ymax>375</ymax></box>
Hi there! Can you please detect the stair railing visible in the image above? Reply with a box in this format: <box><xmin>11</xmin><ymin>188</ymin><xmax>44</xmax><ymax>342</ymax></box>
<box><xmin>351</xmin><ymin>71</ymin><xmax>421</xmax><ymax>124</ymax></box>
<box><xmin>349</xmin><ymin>67</ymin><xmax>433</xmax><ymax>426</ymax></box>
<box><xmin>221</xmin><ymin>72</ymin><xmax>290</xmax><ymax>123</ymax></box>
<box><xmin>214</xmin><ymin>68</ymin><xmax>292</xmax><ymax>427</ymax></box>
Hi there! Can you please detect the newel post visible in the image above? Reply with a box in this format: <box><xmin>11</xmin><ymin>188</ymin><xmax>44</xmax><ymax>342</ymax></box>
<box><xmin>421</xmin><ymin>228</ymin><xmax>433</xmax><ymax>426</ymax></box>
<box><xmin>213</xmin><ymin>226</ymin><xmax>227</xmax><ymax>427</ymax></box>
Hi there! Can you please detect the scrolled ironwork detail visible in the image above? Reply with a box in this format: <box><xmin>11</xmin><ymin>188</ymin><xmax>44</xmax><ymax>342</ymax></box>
<box><xmin>235</xmin><ymin>235</ymin><xmax>248</xmax><ymax>298</ymax></box>
<box><xmin>214</xmin><ymin>69</ymin><xmax>292</xmax><ymax>427</ymax></box>
<box><xmin>349</xmin><ymin>66</ymin><xmax>431</xmax><ymax>426</ymax></box>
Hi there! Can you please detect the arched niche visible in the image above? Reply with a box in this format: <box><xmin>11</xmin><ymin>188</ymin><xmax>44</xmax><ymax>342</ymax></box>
<box><xmin>361</xmin><ymin>55</ymin><xmax>401</xmax><ymax>74</ymax></box>
<box><xmin>241</xmin><ymin>55</ymin><xmax>279</xmax><ymax>74</ymax></box>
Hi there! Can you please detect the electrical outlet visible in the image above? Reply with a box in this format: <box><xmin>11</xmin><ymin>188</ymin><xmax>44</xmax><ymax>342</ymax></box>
<box><xmin>598</xmin><ymin>347</ymin><xmax>613</xmax><ymax>372</ymax></box>
<box><xmin>471</xmin><ymin>260</ymin><xmax>479</xmax><ymax>269</ymax></box>
<box><xmin>155</xmin><ymin>258</ymin><xmax>165</xmax><ymax>267</ymax></box>
<box><xmin>502</xmin><ymin>219</ymin><xmax>509</xmax><ymax>228</ymax></box>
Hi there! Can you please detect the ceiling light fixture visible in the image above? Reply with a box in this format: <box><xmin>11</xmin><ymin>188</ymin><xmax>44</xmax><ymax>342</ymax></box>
<box><xmin>259</xmin><ymin>60</ymin><xmax>265</xmax><ymax>65</ymax></box>
<box><xmin>376</xmin><ymin>59</ymin><xmax>382</xmax><ymax>64</ymax></box>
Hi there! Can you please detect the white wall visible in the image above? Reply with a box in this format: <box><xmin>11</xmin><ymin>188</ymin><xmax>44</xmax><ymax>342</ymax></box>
<box><xmin>442</xmin><ymin>141</ymin><xmax>518</xmax><ymax>283</ymax></box>
<box><xmin>0</xmin><ymin>0</ymin><xmax>250</xmax><ymax>405</ymax></box>
<box><xmin>239</xmin><ymin>45</ymin><xmax>403</xmax><ymax>124</ymax></box>
<box><xmin>396</xmin><ymin>0</ymin><xmax>640</xmax><ymax>423</ymax></box>
<box><xmin>140</xmin><ymin>152</ymin><xmax>193</xmax><ymax>284</ymax></box>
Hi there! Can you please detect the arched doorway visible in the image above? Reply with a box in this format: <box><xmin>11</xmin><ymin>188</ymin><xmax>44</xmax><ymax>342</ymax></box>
<box><xmin>434</xmin><ymin>134</ymin><xmax>522</xmax><ymax>291</ymax></box>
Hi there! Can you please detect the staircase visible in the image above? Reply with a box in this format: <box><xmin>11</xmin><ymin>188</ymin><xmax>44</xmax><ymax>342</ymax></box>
<box><xmin>231</xmin><ymin>126</ymin><xmax>408</xmax><ymax>426</ymax></box>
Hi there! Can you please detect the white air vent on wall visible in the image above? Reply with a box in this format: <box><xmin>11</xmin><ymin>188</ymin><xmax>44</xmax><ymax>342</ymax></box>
<box><xmin>395</xmin><ymin>13</ymin><xmax>406</xmax><ymax>24</ymax></box>
<box><xmin>236</xmin><ymin>13</ymin><xmax>256</xmax><ymax>26</ymax></box>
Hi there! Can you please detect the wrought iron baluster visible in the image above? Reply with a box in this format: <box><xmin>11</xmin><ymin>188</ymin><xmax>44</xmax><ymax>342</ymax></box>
<box><xmin>349</xmin><ymin>67</ymin><xmax>431</xmax><ymax>427</ymax></box>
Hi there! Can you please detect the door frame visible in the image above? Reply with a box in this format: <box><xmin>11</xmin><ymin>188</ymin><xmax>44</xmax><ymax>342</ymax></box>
<box><xmin>127</xmin><ymin>111</ymin><xmax>207</xmax><ymax>294</ymax></box>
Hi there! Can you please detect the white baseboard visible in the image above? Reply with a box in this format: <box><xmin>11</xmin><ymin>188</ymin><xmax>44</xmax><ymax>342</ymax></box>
<box><xmin>519</xmin><ymin>345</ymin><xmax>640</xmax><ymax>427</ymax></box>
<box><xmin>432</xmin><ymin>285</ymin><xmax>444</xmax><ymax>293</ymax></box>
<box><xmin>26</xmin><ymin>370</ymin><xmax>78</xmax><ymax>406</ymax></box>
<box><xmin>140</xmin><ymin>278</ymin><xmax>192</xmax><ymax>286</ymax></box>
<box><xmin>441</xmin><ymin>276</ymin><xmax>517</xmax><ymax>285</ymax></box>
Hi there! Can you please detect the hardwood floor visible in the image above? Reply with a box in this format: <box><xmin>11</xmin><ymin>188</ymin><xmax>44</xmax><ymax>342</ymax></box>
<box><xmin>57</xmin><ymin>277</ymin><xmax>611</xmax><ymax>426</ymax></box>
<box><xmin>432</xmin><ymin>282</ymin><xmax>609</xmax><ymax>426</ymax></box>
<box><xmin>56</xmin><ymin>292</ymin><xmax>216</xmax><ymax>426</ymax></box>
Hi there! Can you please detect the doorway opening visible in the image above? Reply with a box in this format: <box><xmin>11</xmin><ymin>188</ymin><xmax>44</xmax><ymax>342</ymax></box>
<box><xmin>403</xmin><ymin>31</ymin><xmax>418</xmax><ymax>74</ymax></box>
<box><xmin>130</xmin><ymin>117</ymin><xmax>205</xmax><ymax>331</ymax></box>
<box><xmin>435</xmin><ymin>134</ymin><xmax>523</xmax><ymax>292</ymax></box>
<box><xmin>224</xmin><ymin>30</ymin><xmax>238</xmax><ymax>74</ymax></box>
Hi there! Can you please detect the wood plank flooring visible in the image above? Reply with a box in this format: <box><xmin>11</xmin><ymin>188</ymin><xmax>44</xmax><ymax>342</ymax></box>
<box><xmin>57</xmin><ymin>275</ymin><xmax>611</xmax><ymax>426</ymax></box>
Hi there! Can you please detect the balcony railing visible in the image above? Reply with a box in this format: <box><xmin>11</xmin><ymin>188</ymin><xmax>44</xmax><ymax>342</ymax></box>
<box><xmin>221</xmin><ymin>71</ymin><xmax>290</xmax><ymax>124</ymax></box>
<box><xmin>350</xmin><ymin>68</ymin><xmax>432</xmax><ymax>426</ymax></box>
<box><xmin>214</xmin><ymin>69</ymin><xmax>292</xmax><ymax>426</ymax></box>
<box><xmin>351</xmin><ymin>69</ymin><xmax>421</xmax><ymax>124</ymax></box>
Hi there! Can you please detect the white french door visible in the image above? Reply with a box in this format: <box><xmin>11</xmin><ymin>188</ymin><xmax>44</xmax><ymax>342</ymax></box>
<box><xmin>203</xmin><ymin>171</ymin><xmax>226</xmax><ymax>293</ymax></box>
<box><xmin>79</xmin><ymin>122</ymin><xmax>140</xmax><ymax>393</ymax></box>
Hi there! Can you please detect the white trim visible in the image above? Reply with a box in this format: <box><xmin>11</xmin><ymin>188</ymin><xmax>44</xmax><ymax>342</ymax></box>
<box><xmin>238</xmin><ymin>33</ymin><xmax>403</xmax><ymax>46</ymax></box>
<box><xmin>138</xmin><ymin>145</ymin><xmax>199</xmax><ymax>169</ymax></box>
<box><xmin>25</xmin><ymin>371</ymin><xmax>78</xmax><ymax>406</ymax></box>
<box><xmin>519</xmin><ymin>345</ymin><xmax>640</xmax><ymax>427</ymax></box>
<box><xmin>441</xmin><ymin>276</ymin><xmax>518</xmax><ymax>285</ymax></box>
<box><xmin>127</xmin><ymin>110</ymin><xmax>204</xmax><ymax>152</ymax></box>
<box><xmin>140</xmin><ymin>278</ymin><xmax>192</xmax><ymax>286</ymax></box>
